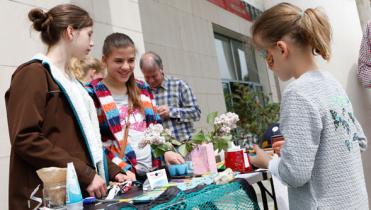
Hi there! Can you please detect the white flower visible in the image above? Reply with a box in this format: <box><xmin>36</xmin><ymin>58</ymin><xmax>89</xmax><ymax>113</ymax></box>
<box><xmin>164</xmin><ymin>129</ymin><xmax>172</xmax><ymax>137</ymax></box>
<box><xmin>152</xmin><ymin>136</ymin><xmax>165</xmax><ymax>145</ymax></box>
<box><xmin>220</xmin><ymin>125</ymin><xmax>231</xmax><ymax>134</ymax></box>
<box><xmin>139</xmin><ymin>124</ymin><xmax>168</xmax><ymax>149</ymax></box>
<box><xmin>214</xmin><ymin>112</ymin><xmax>239</xmax><ymax>135</ymax></box>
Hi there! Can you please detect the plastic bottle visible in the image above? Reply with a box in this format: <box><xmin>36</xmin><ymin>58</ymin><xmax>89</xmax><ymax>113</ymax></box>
<box><xmin>66</xmin><ymin>162</ymin><xmax>83</xmax><ymax>209</ymax></box>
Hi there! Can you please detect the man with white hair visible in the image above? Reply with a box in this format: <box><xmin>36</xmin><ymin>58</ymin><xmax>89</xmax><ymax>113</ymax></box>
<box><xmin>140</xmin><ymin>51</ymin><xmax>201</xmax><ymax>145</ymax></box>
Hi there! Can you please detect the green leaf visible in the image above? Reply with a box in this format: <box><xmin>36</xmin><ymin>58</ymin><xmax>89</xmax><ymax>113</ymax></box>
<box><xmin>164</xmin><ymin>135</ymin><xmax>172</xmax><ymax>142</ymax></box>
<box><xmin>163</xmin><ymin>132</ymin><xmax>173</xmax><ymax>139</ymax></box>
<box><xmin>213</xmin><ymin>136</ymin><xmax>230</xmax><ymax>153</ymax></box>
<box><xmin>156</xmin><ymin>144</ymin><xmax>167</xmax><ymax>151</ymax></box>
<box><xmin>192</xmin><ymin>130</ymin><xmax>206</xmax><ymax>144</ymax></box>
<box><xmin>178</xmin><ymin>144</ymin><xmax>188</xmax><ymax>157</ymax></box>
<box><xmin>152</xmin><ymin>147</ymin><xmax>164</xmax><ymax>158</ymax></box>
<box><xmin>207</xmin><ymin>112</ymin><xmax>218</xmax><ymax>126</ymax></box>
<box><xmin>165</xmin><ymin>142</ymin><xmax>175</xmax><ymax>151</ymax></box>
<box><xmin>220</xmin><ymin>135</ymin><xmax>232</xmax><ymax>141</ymax></box>
<box><xmin>205</xmin><ymin>134</ymin><xmax>212</xmax><ymax>142</ymax></box>
<box><xmin>158</xmin><ymin>143</ymin><xmax>173</xmax><ymax>152</ymax></box>
<box><xmin>186</xmin><ymin>142</ymin><xmax>194</xmax><ymax>152</ymax></box>
<box><xmin>171</xmin><ymin>139</ymin><xmax>182</xmax><ymax>146</ymax></box>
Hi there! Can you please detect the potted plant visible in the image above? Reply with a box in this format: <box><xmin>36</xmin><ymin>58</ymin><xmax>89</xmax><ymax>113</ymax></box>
<box><xmin>228</xmin><ymin>84</ymin><xmax>280</xmax><ymax>146</ymax></box>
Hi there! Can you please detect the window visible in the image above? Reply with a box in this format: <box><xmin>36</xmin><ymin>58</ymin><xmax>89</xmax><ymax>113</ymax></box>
<box><xmin>214</xmin><ymin>35</ymin><xmax>236</xmax><ymax>80</ymax></box>
<box><xmin>214</xmin><ymin>33</ymin><xmax>259</xmax><ymax>83</ymax></box>
<box><xmin>214</xmin><ymin>33</ymin><xmax>265</xmax><ymax>109</ymax></box>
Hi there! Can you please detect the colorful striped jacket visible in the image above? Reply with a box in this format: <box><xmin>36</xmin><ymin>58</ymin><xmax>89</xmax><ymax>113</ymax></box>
<box><xmin>85</xmin><ymin>79</ymin><xmax>162</xmax><ymax>172</ymax></box>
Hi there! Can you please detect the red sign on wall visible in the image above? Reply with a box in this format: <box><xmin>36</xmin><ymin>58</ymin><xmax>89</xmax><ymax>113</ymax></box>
<box><xmin>208</xmin><ymin>0</ymin><xmax>254</xmax><ymax>21</ymax></box>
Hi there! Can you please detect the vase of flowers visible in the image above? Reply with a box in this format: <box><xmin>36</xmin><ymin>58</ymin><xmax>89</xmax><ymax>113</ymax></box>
<box><xmin>191</xmin><ymin>112</ymin><xmax>239</xmax><ymax>151</ymax></box>
<box><xmin>138</xmin><ymin>112</ymin><xmax>239</xmax><ymax>175</ymax></box>
<box><xmin>138</xmin><ymin>124</ymin><xmax>181</xmax><ymax>158</ymax></box>
<box><xmin>189</xmin><ymin>112</ymin><xmax>239</xmax><ymax>175</ymax></box>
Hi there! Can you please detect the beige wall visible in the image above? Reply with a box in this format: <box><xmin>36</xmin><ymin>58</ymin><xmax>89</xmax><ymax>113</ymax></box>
<box><xmin>5</xmin><ymin>0</ymin><xmax>360</xmax><ymax>208</ymax></box>
<box><xmin>138</xmin><ymin>0</ymin><xmax>278</xmax><ymax>129</ymax></box>
<box><xmin>0</xmin><ymin>0</ymin><xmax>145</xmax><ymax>208</ymax></box>
<box><xmin>265</xmin><ymin>0</ymin><xmax>371</xmax><ymax>204</ymax></box>
<box><xmin>356</xmin><ymin>0</ymin><xmax>371</xmax><ymax>27</ymax></box>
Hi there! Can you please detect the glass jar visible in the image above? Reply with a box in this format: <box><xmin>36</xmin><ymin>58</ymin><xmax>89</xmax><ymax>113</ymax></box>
<box><xmin>43</xmin><ymin>183</ymin><xmax>66</xmax><ymax>209</ymax></box>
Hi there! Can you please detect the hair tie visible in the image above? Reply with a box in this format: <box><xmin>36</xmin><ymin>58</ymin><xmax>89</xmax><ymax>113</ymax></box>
<box><xmin>41</xmin><ymin>13</ymin><xmax>53</xmax><ymax>30</ymax></box>
<box><xmin>299</xmin><ymin>10</ymin><xmax>305</xmax><ymax>17</ymax></box>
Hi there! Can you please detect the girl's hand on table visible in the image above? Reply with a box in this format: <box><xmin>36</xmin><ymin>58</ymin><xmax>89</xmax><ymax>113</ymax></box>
<box><xmin>250</xmin><ymin>145</ymin><xmax>272</xmax><ymax>169</ymax></box>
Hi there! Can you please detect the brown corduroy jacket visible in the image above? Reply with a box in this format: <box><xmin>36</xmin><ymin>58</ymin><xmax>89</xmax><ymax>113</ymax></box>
<box><xmin>5</xmin><ymin>60</ymin><xmax>122</xmax><ymax>210</ymax></box>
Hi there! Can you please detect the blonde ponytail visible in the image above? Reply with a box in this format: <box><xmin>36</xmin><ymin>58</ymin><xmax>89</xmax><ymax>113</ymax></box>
<box><xmin>300</xmin><ymin>8</ymin><xmax>332</xmax><ymax>60</ymax></box>
<box><xmin>252</xmin><ymin>3</ymin><xmax>332</xmax><ymax>61</ymax></box>
<box><xmin>68</xmin><ymin>57</ymin><xmax>83</xmax><ymax>79</ymax></box>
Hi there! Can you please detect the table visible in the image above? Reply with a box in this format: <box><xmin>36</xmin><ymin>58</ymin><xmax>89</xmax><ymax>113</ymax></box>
<box><xmin>86</xmin><ymin>170</ymin><xmax>278</xmax><ymax>210</ymax></box>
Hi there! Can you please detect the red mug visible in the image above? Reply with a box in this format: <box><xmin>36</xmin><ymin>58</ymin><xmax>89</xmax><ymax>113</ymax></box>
<box><xmin>225</xmin><ymin>150</ymin><xmax>253</xmax><ymax>173</ymax></box>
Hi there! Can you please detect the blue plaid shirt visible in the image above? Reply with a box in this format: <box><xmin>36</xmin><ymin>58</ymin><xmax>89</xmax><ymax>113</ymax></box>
<box><xmin>151</xmin><ymin>76</ymin><xmax>201</xmax><ymax>142</ymax></box>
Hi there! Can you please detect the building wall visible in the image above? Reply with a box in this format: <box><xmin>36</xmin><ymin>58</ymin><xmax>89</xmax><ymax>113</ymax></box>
<box><xmin>356</xmin><ymin>0</ymin><xmax>371</xmax><ymax>27</ymax></box>
<box><xmin>3</xmin><ymin>0</ymin><xmax>366</xmax><ymax>208</ymax></box>
<box><xmin>265</xmin><ymin>0</ymin><xmax>371</xmax><ymax>204</ymax></box>
<box><xmin>138</xmin><ymin>0</ymin><xmax>280</xmax><ymax>129</ymax></box>
<box><xmin>0</xmin><ymin>0</ymin><xmax>145</xmax><ymax>208</ymax></box>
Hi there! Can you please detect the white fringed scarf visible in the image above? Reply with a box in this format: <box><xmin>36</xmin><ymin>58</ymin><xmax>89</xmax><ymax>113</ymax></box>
<box><xmin>32</xmin><ymin>54</ymin><xmax>106</xmax><ymax>182</ymax></box>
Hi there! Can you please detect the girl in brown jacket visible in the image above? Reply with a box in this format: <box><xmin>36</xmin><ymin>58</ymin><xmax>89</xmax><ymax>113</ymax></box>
<box><xmin>5</xmin><ymin>4</ymin><xmax>126</xmax><ymax>210</ymax></box>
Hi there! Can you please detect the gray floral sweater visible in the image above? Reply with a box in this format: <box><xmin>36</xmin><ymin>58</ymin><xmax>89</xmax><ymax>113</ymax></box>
<box><xmin>269</xmin><ymin>70</ymin><xmax>368</xmax><ymax>209</ymax></box>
